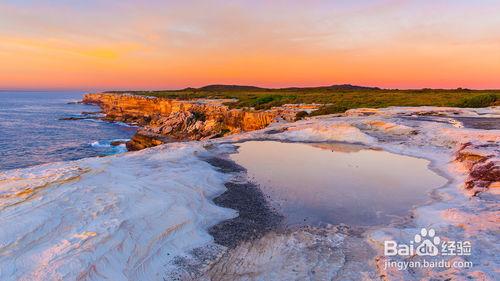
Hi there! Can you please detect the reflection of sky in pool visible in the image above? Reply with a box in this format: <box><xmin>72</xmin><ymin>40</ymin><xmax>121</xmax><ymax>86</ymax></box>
<box><xmin>230</xmin><ymin>141</ymin><xmax>448</xmax><ymax>226</ymax></box>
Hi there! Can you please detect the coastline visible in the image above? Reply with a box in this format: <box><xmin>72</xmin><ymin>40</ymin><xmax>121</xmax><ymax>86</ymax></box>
<box><xmin>82</xmin><ymin>92</ymin><xmax>319</xmax><ymax>150</ymax></box>
<box><xmin>190</xmin><ymin>106</ymin><xmax>499</xmax><ymax>280</ymax></box>
<box><xmin>4</xmin><ymin>1</ymin><xmax>500</xmax><ymax>279</ymax></box>
<box><xmin>0</xmin><ymin>97</ymin><xmax>498</xmax><ymax>279</ymax></box>
<box><xmin>0</xmin><ymin>91</ymin><xmax>136</xmax><ymax>171</ymax></box>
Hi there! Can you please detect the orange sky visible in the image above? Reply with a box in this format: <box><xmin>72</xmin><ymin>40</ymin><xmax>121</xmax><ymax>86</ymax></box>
<box><xmin>1</xmin><ymin>0</ymin><xmax>499</xmax><ymax>90</ymax></box>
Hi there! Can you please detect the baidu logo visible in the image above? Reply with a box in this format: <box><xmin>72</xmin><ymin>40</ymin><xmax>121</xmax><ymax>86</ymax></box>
<box><xmin>413</xmin><ymin>228</ymin><xmax>440</xmax><ymax>256</ymax></box>
<box><xmin>384</xmin><ymin>228</ymin><xmax>471</xmax><ymax>257</ymax></box>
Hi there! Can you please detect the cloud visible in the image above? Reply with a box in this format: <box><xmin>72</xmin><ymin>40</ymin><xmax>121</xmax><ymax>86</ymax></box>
<box><xmin>0</xmin><ymin>0</ymin><xmax>499</xmax><ymax>89</ymax></box>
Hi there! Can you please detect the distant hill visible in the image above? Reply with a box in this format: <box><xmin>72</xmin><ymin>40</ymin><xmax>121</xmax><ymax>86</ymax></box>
<box><xmin>195</xmin><ymin>85</ymin><xmax>266</xmax><ymax>92</ymax></box>
<box><xmin>281</xmin><ymin>84</ymin><xmax>381</xmax><ymax>91</ymax></box>
<box><xmin>186</xmin><ymin>84</ymin><xmax>380</xmax><ymax>92</ymax></box>
<box><xmin>109</xmin><ymin>84</ymin><xmax>499</xmax><ymax>115</ymax></box>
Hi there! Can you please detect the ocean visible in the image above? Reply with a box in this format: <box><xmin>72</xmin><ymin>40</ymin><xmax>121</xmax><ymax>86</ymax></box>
<box><xmin>0</xmin><ymin>91</ymin><xmax>137</xmax><ymax>171</ymax></box>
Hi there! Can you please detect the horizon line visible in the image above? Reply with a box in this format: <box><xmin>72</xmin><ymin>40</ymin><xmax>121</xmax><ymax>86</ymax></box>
<box><xmin>2</xmin><ymin>83</ymin><xmax>500</xmax><ymax>93</ymax></box>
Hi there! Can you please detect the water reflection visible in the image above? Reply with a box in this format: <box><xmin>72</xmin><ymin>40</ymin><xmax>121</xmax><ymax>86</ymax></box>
<box><xmin>230</xmin><ymin>141</ymin><xmax>447</xmax><ymax>226</ymax></box>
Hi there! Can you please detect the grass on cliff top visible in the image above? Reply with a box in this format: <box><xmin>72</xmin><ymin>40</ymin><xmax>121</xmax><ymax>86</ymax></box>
<box><xmin>107</xmin><ymin>85</ymin><xmax>500</xmax><ymax>115</ymax></box>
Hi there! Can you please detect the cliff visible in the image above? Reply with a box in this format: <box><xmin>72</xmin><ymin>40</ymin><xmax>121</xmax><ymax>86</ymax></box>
<box><xmin>83</xmin><ymin>93</ymin><xmax>286</xmax><ymax>150</ymax></box>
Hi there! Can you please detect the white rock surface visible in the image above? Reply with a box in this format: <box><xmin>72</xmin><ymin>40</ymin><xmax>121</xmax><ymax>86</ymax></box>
<box><xmin>0</xmin><ymin>143</ymin><xmax>236</xmax><ymax>281</ymax></box>
<box><xmin>0</xmin><ymin>106</ymin><xmax>498</xmax><ymax>280</ymax></box>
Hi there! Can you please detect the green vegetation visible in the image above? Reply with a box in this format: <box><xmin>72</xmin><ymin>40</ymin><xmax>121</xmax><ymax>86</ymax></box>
<box><xmin>309</xmin><ymin>104</ymin><xmax>350</xmax><ymax>116</ymax></box>
<box><xmin>456</xmin><ymin>93</ymin><xmax>498</xmax><ymax>108</ymax></box>
<box><xmin>108</xmin><ymin>85</ymin><xmax>500</xmax><ymax>116</ymax></box>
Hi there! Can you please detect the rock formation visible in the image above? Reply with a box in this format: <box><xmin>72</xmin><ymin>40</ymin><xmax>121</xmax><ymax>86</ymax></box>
<box><xmin>455</xmin><ymin>142</ymin><xmax>500</xmax><ymax>195</ymax></box>
<box><xmin>83</xmin><ymin>93</ymin><xmax>310</xmax><ymax>150</ymax></box>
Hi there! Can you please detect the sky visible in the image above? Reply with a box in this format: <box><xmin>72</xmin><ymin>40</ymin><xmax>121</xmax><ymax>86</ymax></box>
<box><xmin>1</xmin><ymin>0</ymin><xmax>499</xmax><ymax>90</ymax></box>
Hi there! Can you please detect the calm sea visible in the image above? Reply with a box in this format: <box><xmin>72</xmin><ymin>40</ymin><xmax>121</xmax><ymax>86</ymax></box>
<box><xmin>0</xmin><ymin>91</ymin><xmax>137</xmax><ymax>171</ymax></box>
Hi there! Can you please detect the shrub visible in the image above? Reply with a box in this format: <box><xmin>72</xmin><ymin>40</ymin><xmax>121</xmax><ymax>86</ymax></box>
<box><xmin>457</xmin><ymin>94</ymin><xmax>498</xmax><ymax>108</ymax></box>
<box><xmin>309</xmin><ymin>104</ymin><xmax>350</xmax><ymax>116</ymax></box>
<box><xmin>254</xmin><ymin>95</ymin><xmax>275</xmax><ymax>105</ymax></box>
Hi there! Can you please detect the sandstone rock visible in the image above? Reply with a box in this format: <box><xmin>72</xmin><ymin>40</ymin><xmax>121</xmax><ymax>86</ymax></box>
<box><xmin>455</xmin><ymin>142</ymin><xmax>500</xmax><ymax>195</ymax></box>
<box><xmin>126</xmin><ymin>130</ymin><xmax>167</xmax><ymax>151</ymax></box>
<box><xmin>110</xmin><ymin>140</ymin><xmax>126</xmax><ymax>146</ymax></box>
<box><xmin>84</xmin><ymin>93</ymin><xmax>284</xmax><ymax>149</ymax></box>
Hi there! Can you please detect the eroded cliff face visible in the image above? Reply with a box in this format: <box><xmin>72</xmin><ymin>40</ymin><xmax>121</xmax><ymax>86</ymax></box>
<box><xmin>83</xmin><ymin>93</ymin><xmax>282</xmax><ymax>150</ymax></box>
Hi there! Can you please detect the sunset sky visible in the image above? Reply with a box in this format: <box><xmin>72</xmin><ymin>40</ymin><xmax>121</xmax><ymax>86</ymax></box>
<box><xmin>1</xmin><ymin>0</ymin><xmax>499</xmax><ymax>90</ymax></box>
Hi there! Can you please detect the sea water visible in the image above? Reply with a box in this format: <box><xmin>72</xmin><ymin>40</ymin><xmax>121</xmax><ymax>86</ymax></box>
<box><xmin>0</xmin><ymin>91</ymin><xmax>136</xmax><ymax>170</ymax></box>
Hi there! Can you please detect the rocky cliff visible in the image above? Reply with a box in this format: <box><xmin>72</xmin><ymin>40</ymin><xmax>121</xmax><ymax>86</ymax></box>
<box><xmin>83</xmin><ymin>93</ymin><xmax>288</xmax><ymax>150</ymax></box>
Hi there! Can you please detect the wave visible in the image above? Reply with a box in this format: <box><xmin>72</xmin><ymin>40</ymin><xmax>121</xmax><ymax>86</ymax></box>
<box><xmin>83</xmin><ymin>118</ymin><xmax>106</xmax><ymax>123</ymax></box>
<box><xmin>112</xmin><ymin>121</ymin><xmax>139</xmax><ymax>128</ymax></box>
<box><xmin>90</xmin><ymin>139</ymin><xmax>130</xmax><ymax>155</ymax></box>
<box><xmin>59</xmin><ymin>113</ymin><xmax>105</xmax><ymax>121</ymax></box>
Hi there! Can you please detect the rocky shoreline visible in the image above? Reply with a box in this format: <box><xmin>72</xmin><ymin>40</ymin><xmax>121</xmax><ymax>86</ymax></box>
<box><xmin>83</xmin><ymin>93</ymin><xmax>318</xmax><ymax>150</ymax></box>
<box><xmin>1</xmin><ymin>103</ymin><xmax>498</xmax><ymax>280</ymax></box>
<box><xmin>173</xmin><ymin>106</ymin><xmax>499</xmax><ymax>280</ymax></box>
<box><xmin>83</xmin><ymin>96</ymin><xmax>500</xmax><ymax>280</ymax></box>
